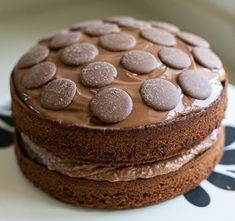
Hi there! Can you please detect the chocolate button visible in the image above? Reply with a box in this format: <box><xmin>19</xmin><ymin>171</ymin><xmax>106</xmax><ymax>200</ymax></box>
<box><xmin>40</xmin><ymin>78</ymin><xmax>76</xmax><ymax>110</ymax></box>
<box><xmin>118</xmin><ymin>19</ymin><xmax>151</xmax><ymax>29</ymax></box>
<box><xmin>129</xmin><ymin>20</ymin><xmax>151</xmax><ymax>29</ymax></box>
<box><xmin>22</xmin><ymin>61</ymin><xmax>56</xmax><ymax>89</ymax></box>
<box><xmin>159</xmin><ymin>47</ymin><xmax>191</xmax><ymax>69</ymax></box>
<box><xmin>18</xmin><ymin>45</ymin><xmax>49</xmax><ymax>69</ymax></box>
<box><xmin>177</xmin><ymin>31</ymin><xmax>210</xmax><ymax>47</ymax></box>
<box><xmin>90</xmin><ymin>88</ymin><xmax>133</xmax><ymax>123</ymax></box>
<box><xmin>141</xmin><ymin>28</ymin><xmax>176</xmax><ymax>46</ymax></box>
<box><xmin>151</xmin><ymin>21</ymin><xmax>179</xmax><ymax>33</ymax></box>
<box><xmin>39</xmin><ymin>29</ymin><xmax>69</xmax><ymax>42</ymax></box>
<box><xmin>84</xmin><ymin>23</ymin><xmax>120</xmax><ymax>36</ymax></box>
<box><xmin>140</xmin><ymin>78</ymin><xmax>180</xmax><ymax>111</ymax></box>
<box><xmin>80</xmin><ymin>62</ymin><xmax>117</xmax><ymax>87</ymax></box>
<box><xmin>70</xmin><ymin>20</ymin><xmax>103</xmax><ymax>30</ymax></box>
<box><xmin>50</xmin><ymin>32</ymin><xmax>81</xmax><ymax>49</ymax></box>
<box><xmin>99</xmin><ymin>33</ymin><xmax>136</xmax><ymax>51</ymax></box>
<box><xmin>105</xmin><ymin>16</ymin><xmax>134</xmax><ymax>23</ymax></box>
<box><xmin>178</xmin><ymin>69</ymin><xmax>212</xmax><ymax>100</ymax></box>
<box><xmin>192</xmin><ymin>47</ymin><xmax>222</xmax><ymax>69</ymax></box>
<box><xmin>60</xmin><ymin>43</ymin><xmax>98</xmax><ymax>66</ymax></box>
<box><xmin>121</xmin><ymin>50</ymin><xmax>161</xmax><ymax>74</ymax></box>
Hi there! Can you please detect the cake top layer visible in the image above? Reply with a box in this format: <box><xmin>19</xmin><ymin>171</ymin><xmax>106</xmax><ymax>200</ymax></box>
<box><xmin>13</xmin><ymin>16</ymin><xmax>226</xmax><ymax>129</ymax></box>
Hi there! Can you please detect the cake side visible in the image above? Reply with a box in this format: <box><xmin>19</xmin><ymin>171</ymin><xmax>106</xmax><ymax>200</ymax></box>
<box><xmin>15</xmin><ymin>127</ymin><xmax>224</xmax><ymax>209</ymax></box>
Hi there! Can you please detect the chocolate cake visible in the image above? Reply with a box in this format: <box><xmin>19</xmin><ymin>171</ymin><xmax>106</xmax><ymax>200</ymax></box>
<box><xmin>11</xmin><ymin>16</ymin><xmax>227</xmax><ymax>209</ymax></box>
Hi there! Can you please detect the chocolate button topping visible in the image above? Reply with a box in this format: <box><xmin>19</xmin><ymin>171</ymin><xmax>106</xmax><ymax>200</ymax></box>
<box><xmin>14</xmin><ymin>17</ymin><xmax>225</xmax><ymax>129</ymax></box>
<box><xmin>39</xmin><ymin>29</ymin><xmax>69</xmax><ymax>42</ymax></box>
<box><xmin>140</xmin><ymin>78</ymin><xmax>180</xmax><ymax>111</ymax></box>
<box><xmin>99</xmin><ymin>33</ymin><xmax>136</xmax><ymax>51</ymax></box>
<box><xmin>40</xmin><ymin>78</ymin><xmax>76</xmax><ymax>110</ymax></box>
<box><xmin>121</xmin><ymin>50</ymin><xmax>161</xmax><ymax>74</ymax></box>
<box><xmin>129</xmin><ymin>20</ymin><xmax>151</xmax><ymax>29</ymax></box>
<box><xmin>192</xmin><ymin>47</ymin><xmax>222</xmax><ymax>69</ymax></box>
<box><xmin>90</xmin><ymin>88</ymin><xmax>133</xmax><ymax>123</ymax></box>
<box><xmin>50</xmin><ymin>32</ymin><xmax>81</xmax><ymax>49</ymax></box>
<box><xmin>22</xmin><ymin>61</ymin><xmax>56</xmax><ymax>89</ymax></box>
<box><xmin>159</xmin><ymin>47</ymin><xmax>191</xmax><ymax>69</ymax></box>
<box><xmin>177</xmin><ymin>31</ymin><xmax>210</xmax><ymax>48</ymax></box>
<box><xmin>80</xmin><ymin>62</ymin><xmax>117</xmax><ymax>87</ymax></box>
<box><xmin>150</xmin><ymin>21</ymin><xmax>179</xmax><ymax>33</ymax></box>
<box><xmin>18</xmin><ymin>45</ymin><xmax>49</xmax><ymax>69</ymax></box>
<box><xmin>70</xmin><ymin>20</ymin><xmax>103</xmax><ymax>30</ymax></box>
<box><xmin>178</xmin><ymin>69</ymin><xmax>212</xmax><ymax>100</ymax></box>
<box><xmin>141</xmin><ymin>28</ymin><xmax>176</xmax><ymax>46</ymax></box>
<box><xmin>60</xmin><ymin>43</ymin><xmax>98</xmax><ymax>66</ymax></box>
<box><xmin>105</xmin><ymin>16</ymin><xmax>134</xmax><ymax>23</ymax></box>
<box><xmin>84</xmin><ymin>23</ymin><xmax>120</xmax><ymax>36</ymax></box>
<box><xmin>118</xmin><ymin>19</ymin><xmax>151</xmax><ymax>29</ymax></box>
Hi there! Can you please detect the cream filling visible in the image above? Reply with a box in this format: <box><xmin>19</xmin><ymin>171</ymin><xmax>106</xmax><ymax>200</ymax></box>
<box><xmin>21</xmin><ymin>129</ymin><xmax>219</xmax><ymax>182</ymax></box>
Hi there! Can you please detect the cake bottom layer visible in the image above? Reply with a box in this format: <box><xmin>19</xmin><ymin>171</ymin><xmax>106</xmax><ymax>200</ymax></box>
<box><xmin>15</xmin><ymin>129</ymin><xmax>224</xmax><ymax>209</ymax></box>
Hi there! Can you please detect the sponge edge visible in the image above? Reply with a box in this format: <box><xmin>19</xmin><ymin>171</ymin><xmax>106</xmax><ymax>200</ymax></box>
<box><xmin>14</xmin><ymin>129</ymin><xmax>224</xmax><ymax>209</ymax></box>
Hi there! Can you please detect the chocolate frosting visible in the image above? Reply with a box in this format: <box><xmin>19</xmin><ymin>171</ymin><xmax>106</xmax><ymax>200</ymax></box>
<box><xmin>13</xmin><ymin>17</ymin><xmax>226</xmax><ymax>129</ymax></box>
<box><xmin>21</xmin><ymin>128</ymin><xmax>220</xmax><ymax>182</ymax></box>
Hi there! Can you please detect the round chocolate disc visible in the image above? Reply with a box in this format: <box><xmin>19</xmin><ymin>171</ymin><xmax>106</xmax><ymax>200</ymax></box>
<box><xmin>39</xmin><ymin>29</ymin><xmax>69</xmax><ymax>42</ymax></box>
<box><xmin>18</xmin><ymin>45</ymin><xmax>49</xmax><ymax>69</ymax></box>
<box><xmin>49</xmin><ymin>32</ymin><xmax>81</xmax><ymax>49</ymax></box>
<box><xmin>22</xmin><ymin>61</ymin><xmax>56</xmax><ymax>89</ymax></box>
<box><xmin>128</xmin><ymin>20</ymin><xmax>151</xmax><ymax>29</ymax></box>
<box><xmin>40</xmin><ymin>78</ymin><xmax>76</xmax><ymax>110</ymax></box>
<box><xmin>192</xmin><ymin>47</ymin><xmax>222</xmax><ymax>69</ymax></box>
<box><xmin>117</xmin><ymin>19</ymin><xmax>151</xmax><ymax>29</ymax></box>
<box><xmin>140</xmin><ymin>78</ymin><xmax>180</xmax><ymax>111</ymax></box>
<box><xmin>60</xmin><ymin>43</ymin><xmax>98</xmax><ymax>66</ymax></box>
<box><xmin>99</xmin><ymin>33</ymin><xmax>136</xmax><ymax>51</ymax></box>
<box><xmin>178</xmin><ymin>69</ymin><xmax>212</xmax><ymax>100</ymax></box>
<box><xmin>177</xmin><ymin>31</ymin><xmax>210</xmax><ymax>48</ymax></box>
<box><xmin>90</xmin><ymin>88</ymin><xmax>133</xmax><ymax>123</ymax></box>
<box><xmin>104</xmin><ymin>16</ymin><xmax>134</xmax><ymax>24</ymax></box>
<box><xmin>150</xmin><ymin>21</ymin><xmax>179</xmax><ymax>33</ymax></box>
<box><xmin>80</xmin><ymin>61</ymin><xmax>117</xmax><ymax>87</ymax></box>
<box><xmin>84</xmin><ymin>23</ymin><xmax>120</xmax><ymax>36</ymax></box>
<box><xmin>121</xmin><ymin>50</ymin><xmax>161</xmax><ymax>74</ymax></box>
<box><xmin>158</xmin><ymin>47</ymin><xmax>191</xmax><ymax>69</ymax></box>
<box><xmin>70</xmin><ymin>20</ymin><xmax>103</xmax><ymax>30</ymax></box>
<box><xmin>141</xmin><ymin>28</ymin><xmax>176</xmax><ymax>46</ymax></box>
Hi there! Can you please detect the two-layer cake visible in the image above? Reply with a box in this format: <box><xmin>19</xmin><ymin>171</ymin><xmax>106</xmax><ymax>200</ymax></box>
<box><xmin>11</xmin><ymin>16</ymin><xmax>227</xmax><ymax>209</ymax></box>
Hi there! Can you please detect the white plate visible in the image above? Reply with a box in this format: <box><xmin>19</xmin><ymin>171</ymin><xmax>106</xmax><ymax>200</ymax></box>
<box><xmin>1</xmin><ymin>86</ymin><xmax>235</xmax><ymax>221</ymax></box>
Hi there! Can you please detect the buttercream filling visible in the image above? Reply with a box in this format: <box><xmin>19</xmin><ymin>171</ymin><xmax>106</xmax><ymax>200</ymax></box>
<box><xmin>21</xmin><ymin>129</ymin><xmax>220</xmax><ymax>182</ymax></box>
